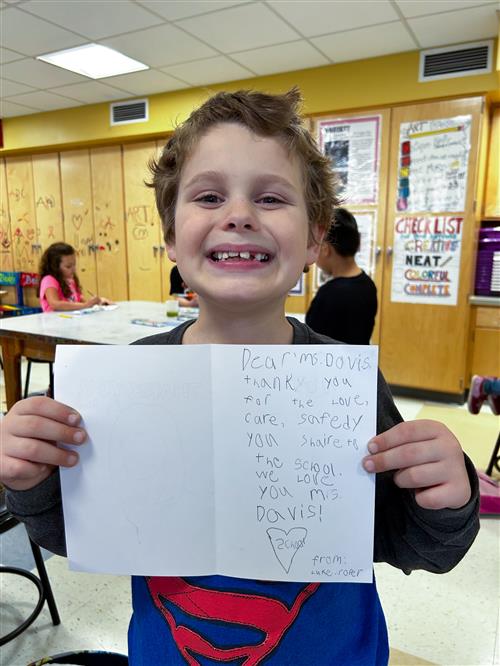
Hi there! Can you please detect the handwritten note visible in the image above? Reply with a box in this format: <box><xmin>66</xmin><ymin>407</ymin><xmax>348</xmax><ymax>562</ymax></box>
<box><xmin>56</xmin><ymin>344</ymin><xmax>378</xmax><ymax>582</ymax></box>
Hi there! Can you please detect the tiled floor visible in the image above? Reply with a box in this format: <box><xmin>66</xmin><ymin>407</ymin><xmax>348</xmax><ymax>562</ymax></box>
<box><xmin>1</xmin><ymin>362</ymin><xmax>499</xmax><ymax>666</ymax></box>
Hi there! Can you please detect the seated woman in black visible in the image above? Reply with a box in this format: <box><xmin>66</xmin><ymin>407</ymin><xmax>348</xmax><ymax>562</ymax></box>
<box><xmin>306</xmin><ymin>208</ymin><xmax>377</xmax><ymax>344</ymax></box>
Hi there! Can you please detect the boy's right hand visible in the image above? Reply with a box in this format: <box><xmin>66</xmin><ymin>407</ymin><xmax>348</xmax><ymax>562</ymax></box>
<box><xmin>0</xmin><ymin>397</ymin><xmax>86</xmax><ymax>491</ymax></box>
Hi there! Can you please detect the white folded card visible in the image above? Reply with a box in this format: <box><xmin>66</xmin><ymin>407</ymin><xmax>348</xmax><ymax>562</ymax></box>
<box><xmin>56</xmin><ymin>344</ymin><xmax>378</xmax><ymax>582</ymax></box>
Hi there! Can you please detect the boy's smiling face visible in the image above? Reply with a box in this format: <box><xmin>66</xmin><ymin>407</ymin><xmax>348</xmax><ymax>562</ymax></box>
<box><xmin>170</xmin><ymin>122</ymin><xmax>320</xmax><ymax>312</ymax></box>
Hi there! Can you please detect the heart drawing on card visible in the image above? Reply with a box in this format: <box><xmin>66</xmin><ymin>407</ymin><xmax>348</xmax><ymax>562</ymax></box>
<box><xmin>266</xmin><ymin>527</ymin><xmax>308</xmax><ymax>574</ymax></box>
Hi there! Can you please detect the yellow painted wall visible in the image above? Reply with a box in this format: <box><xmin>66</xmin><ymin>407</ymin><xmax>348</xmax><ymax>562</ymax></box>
<box><xmin>2</xmin><ymin>45</ymin><xmax>499</xmax><ymax>155</ymax></box>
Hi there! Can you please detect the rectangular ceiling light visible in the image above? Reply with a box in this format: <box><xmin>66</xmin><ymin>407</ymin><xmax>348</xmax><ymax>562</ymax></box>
<box><xmin>37</xmin><ymin>43</ymin><xmax>148</xmax><ymax>79</ymax></box>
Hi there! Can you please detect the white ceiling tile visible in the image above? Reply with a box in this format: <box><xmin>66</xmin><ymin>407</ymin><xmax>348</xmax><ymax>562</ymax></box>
<box><xmin>395</xmin><ymin>1</ymin><xmax>498</xmax><ymax>19</ymax></box>
<box><xmin>6</xmin><ymin>90</ymin><xmax>82</xmax><ymax>111</ymax></box>
<box><xmin>137</xmin><ymin>0</ymin><xmax>248</xmax><ymax>21</ymax></box>
<box><xmin>311</xmin><ymin>22</ymin><xmax>417</xmax><ymax>62</ymax></box>
<box><xmin>232</xmin><ymin>40</ymin><xmax>330</xmax><ymax>75</ymax></box>
<box><xmin>50</xmin><ymin>81</ymin><xmax>132</xmax><ymax>104</ymax></box>
<box><xmin>102</xmin><ymin>23</ymin><xmax>216</xmax><ymax>67</ymax></box>
<box><xmin>0</xmin><ymin>98</ymin><xmax>40</xmax><ymax>117</ymax></box>
<box><xmin>1</xmin><ymin>58</ymin><xmax>88</xmax><ymax>87</ymax></box>
<box><xmin>100</xmin><ymin>69</ymin><xmax>189</xmax><ymax>95</ymax></box>
<box><xmin>21</xmin><ymin>0</ymin><xmax>164</xmax><ymax>40</ymax></box>
<box><xmin>408</xmin><ymin>4</ymin><xmax>499</xmax><ymax>48</ymax></box>
<box><xmin>0</xmin><ymin>46</ymin><xmax>25</xmax><ymax>64</ymax></box>
<box><xmin>162</xmin><ymin>56</ymin><xmax>255</xmax><ymax>86</ymax></box>
<box><xmin>268</xmin><ymin>0</ymin><xmax>399</xmax><ymax>38</ymax></box>
<box><xmin>1</xmin><ymin>78</ymin><xmax>36</xmax><ymax>96</ymax></box>
<box><xmin>178</xmin><ymin>3</ymin><xmax>300</xmax><ymax>53</ymax></box>
<box><xmin>1</xmin><ymin>7</ymin><xmax>85</xmax><ymax>56</ymax></box>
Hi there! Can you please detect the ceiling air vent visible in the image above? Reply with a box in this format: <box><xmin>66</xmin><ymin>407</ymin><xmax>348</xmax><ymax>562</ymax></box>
<box><xmin>110</xmin><ymin>99</ymin><xmax>148</xmax><ymax>126</ymax></box>
<box><xmin>419</xmin><ymin>41</ymin><xmax>493</xmax><ymax>82</ymax></box>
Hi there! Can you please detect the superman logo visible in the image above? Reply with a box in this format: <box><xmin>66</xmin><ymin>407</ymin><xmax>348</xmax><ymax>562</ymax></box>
<box><xmin>147</xmin><ymin>576</ymin><xmax>319</xmax><ymax>664</ymax></box>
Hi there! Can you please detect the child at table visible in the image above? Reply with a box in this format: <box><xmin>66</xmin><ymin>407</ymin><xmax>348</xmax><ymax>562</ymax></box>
<box><xmin>1</xmin><ymin>88</ymin><xmax>479</xmax><ymax>665</ymax></box>
<box><xmin>38</xmin><ymin>242</ymin><xmax>111</xmax><ymax>312</ymax></box>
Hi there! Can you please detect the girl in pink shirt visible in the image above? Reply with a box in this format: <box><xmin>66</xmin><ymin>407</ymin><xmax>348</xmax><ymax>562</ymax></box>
<box><xmin>38</xmin><ymin>242</ymin><xmax>110</xmax><ymax>312</ymax></box>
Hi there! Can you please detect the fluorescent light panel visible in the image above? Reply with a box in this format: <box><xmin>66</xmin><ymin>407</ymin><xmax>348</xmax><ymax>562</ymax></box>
<box><xmin>37</xmin><ymin>44</ymin><xmax>148</xmax><ymax>79</ymax></box>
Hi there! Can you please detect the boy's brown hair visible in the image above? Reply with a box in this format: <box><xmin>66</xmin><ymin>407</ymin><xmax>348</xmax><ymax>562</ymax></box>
<box><xmin>149</xmin><ymin>87</ymin><xmax>339</xmax><ymax>244</ymax></box>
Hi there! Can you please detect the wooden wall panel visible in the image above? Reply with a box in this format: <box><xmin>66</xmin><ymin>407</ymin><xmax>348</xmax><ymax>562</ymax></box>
<box><xmin>0</xmin><ymin>159</ymin><xmax>14</xmax><ymax>272</ymax></box>
<box><xmin>123</xmin><ymin>142</ymin><xmax>163</xmax><ymax>301</ymax></box>
<box><xmin>60</xmin><ymin>150</ymin><xmax>97</xmax><ymax>296</ymax></box>
<box><xmin>484</xmin><ymin>105</ymin><xmax>500</xmax><ymax>218</ymax></box>
<box><xmin>5</xmin><ymin>156</ymin><xmax>38</xmax><ymax>272</ymax></box>
<box><xmin>32</xmin><ymin>153</ymin><xmax>64</xmax><ymax>252</ymax></box>
<box><xmin>90</xmin><ymin>146</ymin><xmax>128</xmax><ymax>301</ymax></box>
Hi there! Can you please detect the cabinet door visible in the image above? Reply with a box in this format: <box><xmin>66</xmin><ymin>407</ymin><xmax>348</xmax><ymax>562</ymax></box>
<box><xmin>32</xmin><ymin>153</ymin><xmax>64</xmax><ymax>252</ymax></box>
<box><xmin>123</xmin><ymin>142</ymin><xmax>163</xmax><ymax>301</ymax></box>
<box><xmin>5</xmin><ymin>156</ymin><xmax>38</xmax><ymax>272</ymax></box>
<box><xmin>60</xmin><ymin>150</ymin><xmax>98</xmax><ymax>296</ymax></box>
<box><xmin>90</xmin><ymin>146</ymin><xmax>128</xmax><ymax>301</ymax></box>
<box><xmin>0</xmin><ymin>159</ymin><xmax>14</xmax><ymax>272</ymax></box>
<box><xmin>379</xmin><ymin>97</ymin><xmax>483</xmax><ymax>395</ymax></box>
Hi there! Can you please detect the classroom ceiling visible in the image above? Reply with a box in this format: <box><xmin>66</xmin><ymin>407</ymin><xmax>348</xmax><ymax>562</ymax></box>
<box><xmin>1</xmin><ymin>0</ymin><xmax>498</xmax><ymax>118</ymax></box>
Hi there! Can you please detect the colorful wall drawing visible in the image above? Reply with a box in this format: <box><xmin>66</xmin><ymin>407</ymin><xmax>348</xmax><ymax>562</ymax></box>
<box><xmin>391</xmin><ymin>215</ymin><xmax>464</xmax><ymax>306</ymax></box>
<box><xmin>396</xmin><ymin>116</ymin><xmax>472</xmax><ymax>213</ymax></box>
<box><xmin>318</xmin><ymin>116</ymin><xmax>381</xmax><ymax>204</ymax></box>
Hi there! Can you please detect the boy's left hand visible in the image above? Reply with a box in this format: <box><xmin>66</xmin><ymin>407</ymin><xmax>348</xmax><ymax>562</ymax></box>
<box><xmin>363</xmin><ymin>419</ymin><xmax>471</xmax><ymax>510</ymax></box>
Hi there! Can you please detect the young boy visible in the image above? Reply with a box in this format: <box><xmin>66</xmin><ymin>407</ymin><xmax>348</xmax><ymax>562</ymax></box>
<box><xmin>306</xmin><ymin>207</ymin><xmax>378</xmax><ymax>344</ymax></box>
<box><xmin>1</xmin><ymin>88</ymin><xmax>479</xmax><ymax>665</ymax></box>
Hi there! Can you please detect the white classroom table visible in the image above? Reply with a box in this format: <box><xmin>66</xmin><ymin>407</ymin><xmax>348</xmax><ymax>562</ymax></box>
<box><xmin>0</xmin><ymin>302</ymin><xmax>305</xmax><ymax>409</ymax></box>
<box><xmin>0</xmin><ymin>301</ymin><xmax>194</xmax><ymax>410</ymax></box>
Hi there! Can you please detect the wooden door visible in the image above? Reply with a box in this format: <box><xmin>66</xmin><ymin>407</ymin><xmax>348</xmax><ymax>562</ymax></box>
<box><xmin>311</xmin><ymin>109</ymin><xmax>391</xmax><ymax>343</ymax></box>
<box><xmin>123</xmin><ymin>142</ymin><xmax>163</xmax><ymax>301</ymax></box>
<box><xmin>60</xmin><ymin>150</ymin><xmax>97</xmax><ymax>296</ymax></box>
<box><xmin>32</xmin><ymin>153</ymin><xmax>64</xmax><ymax>252</ymax></box>
<box><xmin>0</xmin><ymin>159</ymin><xmax>14</xmax><ymax>272</ymax></box>
<box><xmin>379</xmin><ymin>97</ymin><xmax>484</xmax><ymax>395</ymax></box>
<box><xmin>90</xmin><ymin>146</ymin><xmax>129</xmax><ymax>301</ymax></box>
<box><xmin>5</xmin><ymin>156</ymin><xmax>38</xmax><ymax>272</ymax></box>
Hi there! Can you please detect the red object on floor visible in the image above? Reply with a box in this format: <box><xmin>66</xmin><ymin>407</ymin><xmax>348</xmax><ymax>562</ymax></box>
<box><xmin>477</xmin><ymin>470</ymin><xmax>500</xmax><ymax>515</ymax></box>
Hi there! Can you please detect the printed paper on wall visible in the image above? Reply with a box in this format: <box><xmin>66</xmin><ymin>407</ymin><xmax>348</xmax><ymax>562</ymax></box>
<box><xmin>396</xmin><ymin>116</ymin><xmax>472</xmax><ymax>213</ymax></box>
<box><xmin>289</xmin><ymin>274</ymin><xmax>304</xmax><ymax>296</ymax></box>
<box><xmin>353</xmin><ymin>211</ymin><xmax>377</xmax><ymax>279</ymax></box>
<box><xmin>318</xmin><ymin>116</ymin><xmax>381</xmax><ymax>204</ymax></box>
<box><xmin>312</xmin><ymin>211</ymin><xmax>377</xmax><ymax>294</ymax></box>
<box><xmin>390</xmin><ymin>215</ymin><xmax>464</xmax><ymax>305</ymax></box>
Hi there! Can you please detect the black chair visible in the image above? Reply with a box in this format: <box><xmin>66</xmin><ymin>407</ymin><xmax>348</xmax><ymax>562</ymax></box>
<box><xmin>26</xmin><ymin>651</ymin><xmax>128</xmax><ymax>665</ymax></box>
<box><xmin>0</xmin><ymin>490</ymin><xmax>60</xmax><ymax>646</ymax></box>
<box><xmin>486</xmin><ymin>432</ymin><xmax>500</xmax><ymax>476</ymax></box>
